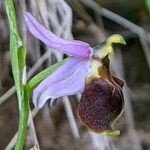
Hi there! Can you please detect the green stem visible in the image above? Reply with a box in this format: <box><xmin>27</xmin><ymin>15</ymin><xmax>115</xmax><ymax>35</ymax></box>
<box><xmin>5</xmin><ymin>0</ymin><xmax>29</xmax><ymax>149</ymax></box>
<box><xmin>15</xmin><ymin>85</ymin><xmax>29</xmax><ymax>150</ymax></box>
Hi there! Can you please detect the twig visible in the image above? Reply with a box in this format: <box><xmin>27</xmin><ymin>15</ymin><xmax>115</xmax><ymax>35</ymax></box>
<box><xmin>5</xmin><ymin>108</ymin><xmax>39</xmax><ymax>150</ymax></box>
<box><xmin>0</xmin><ymin>51</ymin><xmax>50</xmax><ymax>105</ymax></box>
<box><xmin>62</xmin><ymin>96</ymin><xmax>80</xmax><ymax>139</ymax></box>
<box><xmin>79</xmin><ymin>0</ymin><xmax>150</xmax><ymax>70</ymax></box>
<box><xmin>89</xmin><ymin>131</ymin><xmax>110</xmax><ymax>150</ymax></box>
<box><xmin>0</xmin><ymin>86</ymin><xmax>16</xmax><ymax>105</ymax></box>
<box><xmin>28</xmin><ymin>109</ymin><xmax>40</xmax><ymax>148</ymax></box>
<box><xmin>111</xmin><ymin>50</ymin><xmax>142</xmax><ymax>150</ymax></box>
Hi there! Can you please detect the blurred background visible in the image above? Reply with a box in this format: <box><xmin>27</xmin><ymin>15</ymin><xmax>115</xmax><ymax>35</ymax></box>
<box><xmin>0</xmin><ymin>0</ymin><xmax>150</xmax><ymax>149</ymax></box>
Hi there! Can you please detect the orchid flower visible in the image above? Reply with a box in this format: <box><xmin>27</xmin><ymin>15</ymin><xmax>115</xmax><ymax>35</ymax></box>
<box><xmin>24</xmin><ymin>12</ymin><xmax>126</xmax><ymax>136</ymax></box>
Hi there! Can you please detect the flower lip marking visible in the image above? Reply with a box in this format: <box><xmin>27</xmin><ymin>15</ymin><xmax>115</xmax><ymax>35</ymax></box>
<box><xmin>77</xmin><ymin>54</ymin><xmax>125</xmax><ymax>136</ymax></box>
<box><xmin>77</xmin><ymin>71</ymin><xmax>125</xmax><ymax>136</ymax></box>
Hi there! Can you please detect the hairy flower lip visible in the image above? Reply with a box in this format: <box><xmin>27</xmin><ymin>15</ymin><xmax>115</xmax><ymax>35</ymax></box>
<box><xmin>77</xmin><ymin>76</ymin><xmax>124</xmax><ymax>136</ymax></box>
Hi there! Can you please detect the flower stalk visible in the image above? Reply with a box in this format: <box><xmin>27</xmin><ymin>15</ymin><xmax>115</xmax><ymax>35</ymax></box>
<box><xmin>15</xmin><ymin>85</ymin><xmax>29</xmax><ymax>150</ymax></box>
<box><xmin>5</xmin><ymin>0</ymin><xmax>29</xmax><ymax>149</ymax></box>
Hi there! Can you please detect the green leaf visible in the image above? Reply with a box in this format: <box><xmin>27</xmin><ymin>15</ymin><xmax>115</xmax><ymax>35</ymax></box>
<box><xmin>18</xmin><ymin>45</ymin><xmax>26</xmax><ymax>81</ymax></box>
<box><xmin>5</xmin><ymin>0</ymin><xmax>26</xmax><ymax>106</ymax></box>
<box><xmin>5</xmin><ymin>0</ymin><xmax>28</xmax><ymax>149</ymax></box>
<box><xmin>146</xmin><ymin>0</ymin><xmax>150</xmax><ymax>14</ymax></box>
<box><xmin>27</xmin><ymin>58</ymin><xmax>67</xmax><ymax>95</ymax></box>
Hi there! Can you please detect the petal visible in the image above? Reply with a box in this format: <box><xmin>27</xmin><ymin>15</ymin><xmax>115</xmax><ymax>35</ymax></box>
<box><xmin>107</xmin><ymin>34</ymin><xmax>126</xmax><ymax>45</ymax></box>
<box><xmin>33</xmin><ymin>58</ymin><xmax>89</xmax><ymax>108</ymax></box>
<box><xmin>24</xmin><ymin>12</ymin><xmax>91</xmax><ymax>60</ymax></box>
<box><xmin>33</xmin><ymin>58</ymin><xmax>83</xmax><ymax>106</ymax></box>
<box><xmin>77</xmin><ymin>78</ymin><xmax>124</xmax><ymax>136</ymax></box>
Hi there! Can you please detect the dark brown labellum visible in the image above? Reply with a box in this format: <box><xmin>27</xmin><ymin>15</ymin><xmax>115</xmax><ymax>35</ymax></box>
<box><xmin>77</xmin><ymin>77</ymin><xmax>124</xmax><ymax>136</ymax></box>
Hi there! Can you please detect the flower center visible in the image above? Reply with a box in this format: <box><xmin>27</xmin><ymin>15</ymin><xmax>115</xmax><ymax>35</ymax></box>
<box><xmin>86</xmin><ymin>53</ymin><xmax>108</xmax><ymax>83</ymax></box>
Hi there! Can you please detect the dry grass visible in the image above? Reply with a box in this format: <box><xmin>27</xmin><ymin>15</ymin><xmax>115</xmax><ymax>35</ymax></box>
<box><xmin>0</xmin><ymin>0</ymin><xmax>150</xmax><ymax>149</ymax></box>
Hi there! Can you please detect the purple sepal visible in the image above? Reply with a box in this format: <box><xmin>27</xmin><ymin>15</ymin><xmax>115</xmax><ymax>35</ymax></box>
<box><xmin>24</xmin><ymin>12</ymin><xmax>91</xmax><ymax>60</ymax></box>
<box><xmin>33</xmin><ymin>58</ymin><xmax>89</xmax><ymax>108</ymax></box>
